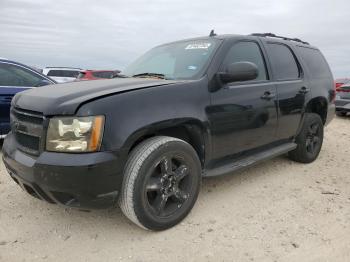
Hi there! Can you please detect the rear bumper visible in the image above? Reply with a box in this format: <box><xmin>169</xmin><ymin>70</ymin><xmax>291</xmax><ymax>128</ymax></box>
<box><xmin>2</xmin><ymin>133</ymin><xmax>125</xmax><ymax>209</ymax></box>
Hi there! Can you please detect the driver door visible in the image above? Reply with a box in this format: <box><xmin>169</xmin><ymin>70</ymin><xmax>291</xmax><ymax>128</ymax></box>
<box><xmin>207</xmin><ymin>40</ymin><xmax>278</xmax><ymax>160</ymax></box>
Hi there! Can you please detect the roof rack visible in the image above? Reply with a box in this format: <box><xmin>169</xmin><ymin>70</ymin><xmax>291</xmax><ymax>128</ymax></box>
<box><xmin>251</xmin><ymin>33</ymin><xmax>309</xmax><ymax>45</ymax></box>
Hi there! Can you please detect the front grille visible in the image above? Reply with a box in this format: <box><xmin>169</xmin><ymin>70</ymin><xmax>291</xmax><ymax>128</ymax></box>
<box><xmin>10</xmin><ymin>107</ymin><xmax>44</xmax><ymax>155</ymax></box>
<box><xmin>11</xmin><ymin>107</ymin><xmax>44</xmax><ymax>125</ymax></box>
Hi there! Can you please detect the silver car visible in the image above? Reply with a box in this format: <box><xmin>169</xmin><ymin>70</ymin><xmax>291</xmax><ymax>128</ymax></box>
<box><xmin>42</xmin><ymin>67</ymin><xmax>82</xmax><ymax>83</ymax></box>
<box><xmin>335</xmin><ymin>80</ymin><xmax>350</xmax><ymax>116</ymax></box>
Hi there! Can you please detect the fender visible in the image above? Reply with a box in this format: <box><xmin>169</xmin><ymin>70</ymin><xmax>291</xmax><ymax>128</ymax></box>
<box><xmin>122</xmin><ymin>118</ymin><xmax>210</xmax><ymax>165</ymax></box>
<box><xmin>76</xmin><ymin>77</ymin><xmax>212</xmax><ymax>160</ymax></box>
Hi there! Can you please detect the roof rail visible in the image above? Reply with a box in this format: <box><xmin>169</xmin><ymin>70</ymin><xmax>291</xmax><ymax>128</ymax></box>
<box><xmin>251</xmin><ymin>33</ymin><xmax>309</xmax><ymax>45</ymax></box>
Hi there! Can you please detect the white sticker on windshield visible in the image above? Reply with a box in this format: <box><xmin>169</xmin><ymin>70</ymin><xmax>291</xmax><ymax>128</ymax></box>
<box><xmin>185</xmin><ymin>43</ymin><xmax>212</xmax><ymax>50</ymax></box>
<box><xmin>187</xmin><ymin>65</ymin><xmax>197</xmax><ymax>70</ymax></box>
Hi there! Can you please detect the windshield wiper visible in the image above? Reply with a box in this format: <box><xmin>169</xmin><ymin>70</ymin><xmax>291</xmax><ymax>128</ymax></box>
<box><xmin>132</xmin><ymin>73</ymin><xmax>166</xmax><ymax>79</ymax></box>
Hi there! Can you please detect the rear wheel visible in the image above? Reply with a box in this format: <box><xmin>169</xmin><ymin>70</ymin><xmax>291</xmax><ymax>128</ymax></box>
<box><xmin>119</xmin><ymin>136</ymin><xmax>201</xmax><ymax>230</ymax></box>
<box><xmin>288</xmin><ymin>113</ymin><xmax>324</xmax><ymax>163</ymax></box>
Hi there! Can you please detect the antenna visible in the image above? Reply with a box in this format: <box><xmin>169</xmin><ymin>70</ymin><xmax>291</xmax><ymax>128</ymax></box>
<box><xmin>209</xmin><ymin>29</ymin><xmax>217</xmax><ymax>37</ymax></box>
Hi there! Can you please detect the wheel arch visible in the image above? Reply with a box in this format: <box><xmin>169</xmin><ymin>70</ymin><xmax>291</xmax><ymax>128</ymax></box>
<box><xmin>123</xmin><ymin>118</ymin><xmax>209</xmax><ymax>167</ymax></box>
<box><xmin>305</xmin><ymin>96</ymin><xmax>328</xmax><ymax>124</ymax></box>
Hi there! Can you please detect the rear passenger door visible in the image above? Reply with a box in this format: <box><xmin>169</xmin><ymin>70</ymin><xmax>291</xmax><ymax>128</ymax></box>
<box><xmin>262</xmin><ymin>41</ymin><xmax>309</xmax><ymax>140</ymax></box>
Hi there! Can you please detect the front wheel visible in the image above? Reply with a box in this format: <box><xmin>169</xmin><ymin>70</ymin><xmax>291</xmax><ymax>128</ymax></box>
<box><xmin>288</xmin><ymin>113</ymin><xmax>324</xmax><ymax>163</ymax></box>
<box><xmin>119</xmin><ymin>136</ymin><xmax>201</xmax><ymax>230</ymax></box>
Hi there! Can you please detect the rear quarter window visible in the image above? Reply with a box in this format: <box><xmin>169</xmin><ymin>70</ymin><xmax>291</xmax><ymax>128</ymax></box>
<box><xmin>297</xmin><ymin>47</ymin><xmax>331</xmax><ymax>79</ymax></box>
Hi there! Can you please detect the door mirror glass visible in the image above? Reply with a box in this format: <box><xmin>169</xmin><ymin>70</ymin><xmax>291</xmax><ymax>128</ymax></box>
<box><xmin>219</xmin><ymin>62</ymin><xmax>259</xmax><ymax>83</ymax></box>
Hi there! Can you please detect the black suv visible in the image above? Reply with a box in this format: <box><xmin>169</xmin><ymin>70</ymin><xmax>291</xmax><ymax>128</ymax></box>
<box><xmin>2</xmin><ymin>33</ymin><xmax>335</xmax><ymax>230</ymax></box>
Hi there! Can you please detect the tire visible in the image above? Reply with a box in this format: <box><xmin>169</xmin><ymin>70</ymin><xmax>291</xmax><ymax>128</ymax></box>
<box><xmin>288</xmin><ymin>113</ymin><xmax>324</xmax><ymax>163</ymax></box>
<box><xmin>336</xmin><ymin>111</ymin><xmax>347</xmax><ymax>117</ymax></box>
<box><xmin>119</xmin><ymin>136</ymin><xmax>201</xmax><ymax>230</ymax></box>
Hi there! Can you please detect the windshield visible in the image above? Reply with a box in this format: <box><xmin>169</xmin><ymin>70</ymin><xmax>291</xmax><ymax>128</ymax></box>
<box><xmin>122</xmin><ymin>39</ymin><xmax>221</xmax><ymax>80</ymax></box>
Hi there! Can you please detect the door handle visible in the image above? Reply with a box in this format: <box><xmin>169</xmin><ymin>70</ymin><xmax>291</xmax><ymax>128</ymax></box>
<box><xmin>261</xmin><ymin>91</ymin><xmax>276</xmax><ymax>100</ymax></box>
<box><xmin>299</xmin><ymin>86</ymin><xmax>310</xmax><ymax>94</ymax></box>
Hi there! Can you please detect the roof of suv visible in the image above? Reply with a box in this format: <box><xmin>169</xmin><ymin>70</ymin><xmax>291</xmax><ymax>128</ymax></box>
<box><xmin>167</xmin><ymin>32</ymin><xmax>316</xmax><ymax>49</ymax></box>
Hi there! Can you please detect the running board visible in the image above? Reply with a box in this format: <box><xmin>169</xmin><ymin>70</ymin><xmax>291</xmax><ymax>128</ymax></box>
<box><xmin>204</xmin><ymin>142</ymin><xmax>297</xmax><ymax>177</ymax></box>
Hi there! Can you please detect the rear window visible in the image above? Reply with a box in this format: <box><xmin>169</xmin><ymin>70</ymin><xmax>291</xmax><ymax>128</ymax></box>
<box><xmin>297</xmin><ymin>47</ymin><xmax>331</xmax><ymax>79</ymax></box>
<box><xmin>47</xmin><ymin>70</ymin><xmax>79</xmax><ymax>78</ymax></box>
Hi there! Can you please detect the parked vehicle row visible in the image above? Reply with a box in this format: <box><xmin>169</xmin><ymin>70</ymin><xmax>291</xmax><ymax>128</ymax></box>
<box><xmin>2</xmin><ymin>32</ymin><xmax>336</xmax><ymax>230</ymax></box>
<box><xmin>42</xmin><ymin>67</ymin><xmax>120</xmax><ymax>83</ymax></box>
<box><xmin>0</xmin><ymin>60</ymin><xmax>122</xmax><ymax>138</ymax></box>
<box><xmin>77</xmin><ymin>70</ymin><xmax>120</xmax><ymax>81</ymax></box>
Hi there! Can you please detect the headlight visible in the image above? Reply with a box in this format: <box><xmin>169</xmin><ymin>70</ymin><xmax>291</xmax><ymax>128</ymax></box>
<box><xmin>46</xmin><ymin>116</ymin><xmax>104</xmax><ymax>152</ymax></box>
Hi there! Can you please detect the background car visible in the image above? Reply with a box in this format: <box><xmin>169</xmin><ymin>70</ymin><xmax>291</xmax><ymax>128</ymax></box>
<box><xmin>42</xmin><ymin>67</ymin><xmax>82</xmax><ymax>83</ymax></box>
<box><xmin>335</xmin><ymin>78</ymin><xmax>350</xmax><ymax>90</ymax></box>
<box><xmin>335</xmin><ymin>82</ymin><xmax>350</xmax><ymax>116</ymax></box>
<box><xmin>76</xmin><ymin>70</ymin><xmax>120</xmax><ymax>81</ymax></box>
<box><xmin>0</xmin><ymin>59</ymin><xmax>55</xmax><ymax>138</ymax></box>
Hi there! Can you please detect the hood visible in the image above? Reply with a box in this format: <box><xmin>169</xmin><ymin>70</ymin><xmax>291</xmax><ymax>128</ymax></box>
<box><xmin>13</xmin><ymin>78</ymin><xmax>183</xmax><ymax>115</ymax></box>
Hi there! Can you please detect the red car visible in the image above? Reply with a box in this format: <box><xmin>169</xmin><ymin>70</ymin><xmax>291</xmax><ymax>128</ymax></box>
<box><xmin>76</xmin><ymin>70</ymin><xmax>120</xmax><ymax>81</ymax></box>
<box><xmin>335</xmin><ymin>78</ymin><xmax>350</xmax><ymax>90</ymax></box>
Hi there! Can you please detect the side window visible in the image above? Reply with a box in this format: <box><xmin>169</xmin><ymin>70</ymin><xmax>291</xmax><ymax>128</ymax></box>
<box><xmin>47</xmin><ymin>70</ymin><xmax>60</xmax><ymax>77</ymax></box>
<box><xmin>92</xmin><ymin>71</ymin><xmax>114</xmax><ymax>78</ymax></box>
<box><xmin>47</xmin><ymin>70</ymin><xmax>79</xmax><ymax>78</ymax></box>
<box><xmin>297</xmin><ymin>47</ymin><xmax>331</xmax><ymax>79</ymax></box>
<box><xmin>0</xmin><ymin>63</ymin><xmax>44</xmax><ymax>87</ymax></box>
<box><xmin>223</xmin><ymin>41</ymin><xmax>268</xmax><ymax>81</ymax></box>
<box><xmin>267</xmin><ymin>43</ymin><xmax>300</xmax><ymax>80</ymax></box>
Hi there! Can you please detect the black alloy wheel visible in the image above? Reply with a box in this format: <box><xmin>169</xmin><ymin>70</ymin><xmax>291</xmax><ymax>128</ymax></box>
<box><xmin>145</xmin><ymin>155</ymin><xmax>192</xmax><ymax>218</ymax></box>
<box><xmin>288</xmin><ymin>113</ymin><xmax>324</xmax><ymax>163</ymax></box>
<box><xmin>305</xmin><ymin>122</ymin><xmax>321</xmax><ymax>155</ymax></box>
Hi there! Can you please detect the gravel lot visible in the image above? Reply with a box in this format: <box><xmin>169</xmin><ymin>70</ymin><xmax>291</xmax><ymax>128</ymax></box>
<box><xmin>0</xmin><ymin>116</ymin><xmax>350</xmax><ymax>262</ymax></box>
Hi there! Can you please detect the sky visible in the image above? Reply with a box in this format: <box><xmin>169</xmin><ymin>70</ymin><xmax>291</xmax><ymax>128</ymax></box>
<box><xmin>0</xmin><ymin>0</ymin><xmax>349</xmax><ymax>78</ymax></box>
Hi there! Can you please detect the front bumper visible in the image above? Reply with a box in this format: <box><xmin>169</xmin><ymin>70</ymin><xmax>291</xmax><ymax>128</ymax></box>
<box><xmin>2</xmin><ymin>133</ymin><xmax>125</xmax><ymax>209</ymax></box>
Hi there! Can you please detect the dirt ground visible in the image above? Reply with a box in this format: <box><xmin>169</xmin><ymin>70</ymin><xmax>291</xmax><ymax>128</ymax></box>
<box><xmin>0</xmin><ymin>116</ymin><xmax>350</xmax><ymax>262</ymax></box>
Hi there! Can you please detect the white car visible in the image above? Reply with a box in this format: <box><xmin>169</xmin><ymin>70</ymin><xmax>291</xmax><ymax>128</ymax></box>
<box><xmin>42</xmin><ymin>67</ymin><xmax>82</xmax><ymax>83</ymax></box>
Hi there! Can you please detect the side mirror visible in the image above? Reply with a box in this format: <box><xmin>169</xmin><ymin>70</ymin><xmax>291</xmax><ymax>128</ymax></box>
<box><xmin>219</xmin><ymin>62</ymin><xmax>258</xmax><ymax>83</ymax></box>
